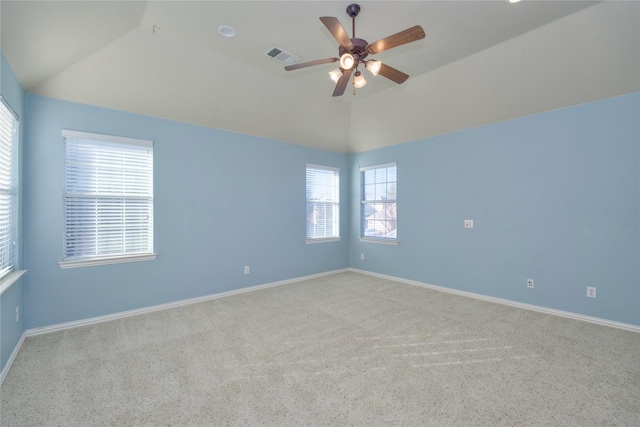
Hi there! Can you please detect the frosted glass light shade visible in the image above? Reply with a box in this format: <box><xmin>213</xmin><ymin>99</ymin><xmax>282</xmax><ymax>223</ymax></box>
<box><xmin>353</xmin><ymin>71</ymin><xmax>366</xmax><ymax>88</ymax></box>
<box><xmin>365</xmin><ymin>60</ymin><xmax>381</xmax><ymax>76</ymax></box>
<box><xmin>339</xmin><ymin>53</ymin><xmax>355</xmax><ymax>70</ymax></box>
<box><xmin>328</xmin><ymin>68</ymin><xmax>343</xmax><ymax>83</ymax></box>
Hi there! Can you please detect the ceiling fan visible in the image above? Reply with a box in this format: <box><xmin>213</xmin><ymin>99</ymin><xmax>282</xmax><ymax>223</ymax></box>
<box><xmin>284</xmin><ymin>3</ymin><xmax>425</xmax><ymax>97</ymax></box>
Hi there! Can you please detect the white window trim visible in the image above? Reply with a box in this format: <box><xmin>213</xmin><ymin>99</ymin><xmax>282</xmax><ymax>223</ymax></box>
<box><xmin>59</xmin><ymin>253</ymin><xmax>157</xmax><ymax>269</ymax></box>
<box><xmin>61</xmin><ymin>130</ymin><xmax>155</xmax><ymax>268</ymax></box>
<box><xmin>360</xmin><ymin>162</ymin><xmax>398</xmax><ymax>243</ymax></box>
<box><xmin>359</xmin><ymin>162</ymin><xmax>397</xmax><ymax>172</ymax></box>
<box><xmin>0</xmin><ymin>96</ymin><xmax>18</xmax><ymax>281</ymax></box>
<box><xmin>306</xmin><ymin>163</ymin><xmax>340</xmax><ymax>241</ymax></box>
<box><xmin>0</xmin><ymin>270</ymin><xmax>26</xmax><ymax>295</ymax></box>
<box><xmin>305</xmin><ymin>237</ymin><xmax>341</xmax><ymax>245</ymax></box>
<box><xmin>359</xmin><ymin>237</ymin><xmax>398</xmax><ymax>245</ymax></box>
<box><xmin>61</xmin><ymin>129</ymin><xmax>152</xmax><ymax>148</ymax></box>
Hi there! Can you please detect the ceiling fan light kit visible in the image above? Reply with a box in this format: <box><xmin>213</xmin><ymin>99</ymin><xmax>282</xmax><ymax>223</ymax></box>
<box><xmin>284</xmin><ymin>3</ymin><xmax>425</xmax><ymax>97</ymax></box>
<box><xmin>353</xmin><ymin>71</ymin><xmax>366</xmax><ymax>88</ymax></box>
<box><xmin>339</xmin><ymin>53</ymin><xmax>355</xmax><ymax>70</ymax></box>
<box><xmin>328</xmin><ymin>68</ymin><xmax>343</xmax><ymax>83</ymax></box>
<box><xmin>365</xmin><ymin>60</ymin><xmax>381</xmax><ymax>76</ymax></box>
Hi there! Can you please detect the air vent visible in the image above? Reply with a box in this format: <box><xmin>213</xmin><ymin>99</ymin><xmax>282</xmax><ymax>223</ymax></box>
<box><xmin>264</xmin><ymin>46</ymin><xmax>301</xmax><ymax>66</ymax></box>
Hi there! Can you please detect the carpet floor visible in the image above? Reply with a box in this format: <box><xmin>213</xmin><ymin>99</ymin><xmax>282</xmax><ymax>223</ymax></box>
<box><xmin>1</xmin><ymin>272</ymin><xmax>639</xmax><ymax>426</ymax></box>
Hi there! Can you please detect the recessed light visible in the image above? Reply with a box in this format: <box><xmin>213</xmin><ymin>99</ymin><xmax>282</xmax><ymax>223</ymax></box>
<box><xmin>217</xmin><ymin>25</ymin><xmax>237</xmax><ymax>38</ymax></box>
<box><xmin>507</xmin><ymin>0</ymin><xmax>522</xmax><ymax>3</ymax></box>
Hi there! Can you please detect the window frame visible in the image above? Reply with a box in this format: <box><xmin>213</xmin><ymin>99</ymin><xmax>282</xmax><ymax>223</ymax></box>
<box><xmin>0</xmin><ymin>96</ymin><xmax>18</xmax><ymax>280</ymax></box>
<box><xmin>360</xmin><ymin>162</ymin><xmax>398</xmax><ymax>245</ymax></box>
<box><xmin>305</xmin><ymin>163</ymin><xmax>340</xmax><ymax>244</ymax></box>
<box><xmin>59</xmin><ymin>130</ymin><xmax>156</xmax><ymax>269</ymax></box>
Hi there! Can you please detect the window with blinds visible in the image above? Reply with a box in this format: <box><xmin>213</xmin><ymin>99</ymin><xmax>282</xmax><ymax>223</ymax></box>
<box><xmin>61</xmin><ymin>130</ymin><xmax>155</xmax><ymax>268</ymax></box>
<box><xmin>360</xmin><ymin>162</ymin><xmax>397</xmax><ymax>242</ymax></box>
<box><xmin>306</xmin><ymin>164</ymin><xmax>340</xmax><ymax>242</ymax></box>
<box><xmin>0</xmin><ymin>98</ymin><xmax>17</xmax><ymax>279</ymax></box>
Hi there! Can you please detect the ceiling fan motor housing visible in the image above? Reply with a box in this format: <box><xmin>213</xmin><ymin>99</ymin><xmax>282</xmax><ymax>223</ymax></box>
<box><xmin>339</xmin><ymin>38</ymin><xmax>369</xmax><ymax>64</ymax></box>
<box><xmin>341</xmin><ymin>4</ymin><xmax>368</xmax><ymax>66</ymax></box>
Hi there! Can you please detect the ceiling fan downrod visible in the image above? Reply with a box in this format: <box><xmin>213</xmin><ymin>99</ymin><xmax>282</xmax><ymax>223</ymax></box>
<box><xmin>346</xmin><ymin>4</ymin><xmax>365</xmax><ymax>94</ymax></box>
<box><xmin>339</xmin><ymin>4</ymin><xmax>368</xmax><ymax>70</ymax></box>
<box><xmin>347</xmin><ymin>4</ymin><xmax>361</xmax><ymax>39</ymax></box>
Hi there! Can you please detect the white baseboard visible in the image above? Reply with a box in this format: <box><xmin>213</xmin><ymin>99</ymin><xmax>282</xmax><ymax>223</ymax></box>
<box><xmin>349</xmin><ymin>268</ymin><xmax>640</xmax><ymax>333</ymax></box>
<box><xmin>25</xmin><ymin>268</ymin><xmax>349</xmax><ymax>337</ymax></box>
<box><xmin>0</xmin><ymin>332</ymin><xmax>25</xmax><ymax>385</ymax></box>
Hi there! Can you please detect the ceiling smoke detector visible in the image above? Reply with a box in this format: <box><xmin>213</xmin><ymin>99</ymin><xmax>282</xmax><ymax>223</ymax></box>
<box><xmin>217</xmin><ymin>26</ymin><xmax>237</xmax><ymax>38</ymax></box>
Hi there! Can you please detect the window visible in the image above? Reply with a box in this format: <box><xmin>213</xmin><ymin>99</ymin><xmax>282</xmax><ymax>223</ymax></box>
<box><xmin>0</xmin><ymin>97</ymin><xmax>17</xmax><ymax>279</ymax></box>
<box><xmin>60</xmin><ymin>130</ymin><xmax>155</xmax><ymax>268</ymax></box>
<box><xmin>306</xmin><ymin>164</ymin><xmax>340</xmax><ymax>242</ymax></box>
<box><xmin>360</xmin><ymin>162</ymin><xmax>397</xmax><ymax>243</ymax></box>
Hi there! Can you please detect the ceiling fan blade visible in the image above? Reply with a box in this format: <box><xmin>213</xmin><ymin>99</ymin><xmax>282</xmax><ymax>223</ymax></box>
<box><xmin>333</xmin><ymin>68</ymin><xmax>353</xmax><ymax>97</ymax></box>
<box><xmin>284</xmin><ymin>58</ymin><xmax>339</xmax><ymax>71</ymax></box>
<box><xmin>366</xmin><ymin>25</ymin><xmax>425</xmax><ymax>55</ymax></box>
<box><xmin>319</xmin><ymin>17</ymin><xmax>353</xmax><ymax>49</ymax></box>
<box><xmin>378</xmin><ymin>63</ymin><xmax>409</xmax><ymax>84</ymax></box>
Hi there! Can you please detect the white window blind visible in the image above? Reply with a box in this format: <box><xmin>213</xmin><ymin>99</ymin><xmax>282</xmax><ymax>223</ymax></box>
<box><xmin>360</xmin><ymin>162</ymin><xmax>397</xmax><ymax>241</ymax></box>
<box><xmin>0</xmin><ymin>98</ymin><xmax>17</xmax><ymax>279</ymax></box>
<box><xmin>306</xmin><ymin>164</ymin><xmax>339</xmax><ymax>241</ymax></box>
<box><xmin>62</xmin><ymin>130</ymin><xmax>154</xmax><ymax>265</ymax></box>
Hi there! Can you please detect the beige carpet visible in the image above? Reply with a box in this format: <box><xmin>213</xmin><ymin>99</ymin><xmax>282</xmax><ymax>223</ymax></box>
<box><xmin>2</xmin><ymin>272</ymin><xmax>639</xmax><ymax>426</ymax></box>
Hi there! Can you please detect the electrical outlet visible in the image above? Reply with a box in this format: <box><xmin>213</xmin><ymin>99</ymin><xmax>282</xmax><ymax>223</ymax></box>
<box><xmin>527</xmin><ymin>279</ymin><xmax>534</xmax><ymax>288</ymax></box>
<box><xmin>587</xmin><ymin>286</ymin><xmax>596</xmax><ymax>298</ymax></box>
<box><xmin>15</xmin><ymin>306</ymin><xmax>19</xmax><ymax>322</ymax></box>
<box><xmin>464</xmin><ymin>219</ymin><xmax>474</xmax><ymax>229</ymax></box>
<box><xmin>360</xmin><ymin>253</ymin><xmax>364</xmax><ymax>260</ymax></box>
<box><xmin>244</xmin><ymin>266</ymin><xmax>250</xmax><ymax>275</ymax></box>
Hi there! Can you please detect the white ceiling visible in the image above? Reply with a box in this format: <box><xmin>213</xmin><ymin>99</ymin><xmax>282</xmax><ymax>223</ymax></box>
<box><xmin>2</xmin><ymin>1</ymin><xmax>639</xmax><ymax>153</ymax></box>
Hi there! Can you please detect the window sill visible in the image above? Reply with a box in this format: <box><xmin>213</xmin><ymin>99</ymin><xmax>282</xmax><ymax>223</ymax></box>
<box><xmin>59</xmin><ymin>254</ymin><xmax>157</xmax><ymax>269</ymax></box>
<box><xmin>0</xmin><ymin>270</ymin><xmax>27</xmax><ymax>296</ymax></box>
<box><xmin>305</xmin><ymin>237</ymin><xmax>341</xmax><ymax>245</ymax></box>
<box><xmin>359</xmin><ymin>238</ymin><xmax>398</xmax><ymax>246</ymax></box>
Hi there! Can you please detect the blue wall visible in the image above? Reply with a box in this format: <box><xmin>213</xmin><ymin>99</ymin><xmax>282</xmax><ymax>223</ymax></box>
<box><xmin>350</xmin><ymin>92</ymin><xmax>640</xmax><ymax>326</ymax></box>
<box><xmin>0</xmin><ymin>51</ymin><xmax>26</xmax><ymax>374</ymax></box>
<box><xmin>3</xmin><ymin>60</ymin><xmax>639</xmax><ymax>377</ymax></box>
<box><xmin>24</xmin><ymin>95</ymin><xmax>349</xmax><ymax>329</ymax></box>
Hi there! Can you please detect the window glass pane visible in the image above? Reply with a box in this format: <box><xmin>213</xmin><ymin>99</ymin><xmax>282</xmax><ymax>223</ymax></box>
<box><xmin>63</xmin><ymin>132</ymin><xmax>153</xmax><ymax>261</ymax></box>
<box><xmin>364</xmin><ymin>170</ymin><xmax>376</xmax><ymax>185</ymax></box>
<box><xmin>0</xmin><ymin>99</ymin><xmax>16</xmax><ymax>278</ymax></box>
<box><xmin>361</xmin><ymin>163</ymin><xmax>397</xmax><ymax>240</ymax></box>
<box><xmin>306</xmin><ymin>165</ymin><xmax>339</xmax><ymax>240</ymax></box>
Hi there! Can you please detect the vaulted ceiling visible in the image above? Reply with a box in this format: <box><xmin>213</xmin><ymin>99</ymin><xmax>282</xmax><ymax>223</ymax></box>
<box><xmin>2</xmin><ymin>1</ymin><xmax>638</xmax><ymax>153</ymax></box>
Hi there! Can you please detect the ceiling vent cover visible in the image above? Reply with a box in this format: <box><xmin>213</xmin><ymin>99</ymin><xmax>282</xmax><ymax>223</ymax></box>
<box><xmin>264</xmin><ymin>47</ymin><xmax>301</xmax><ymax>66</ymax></box>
